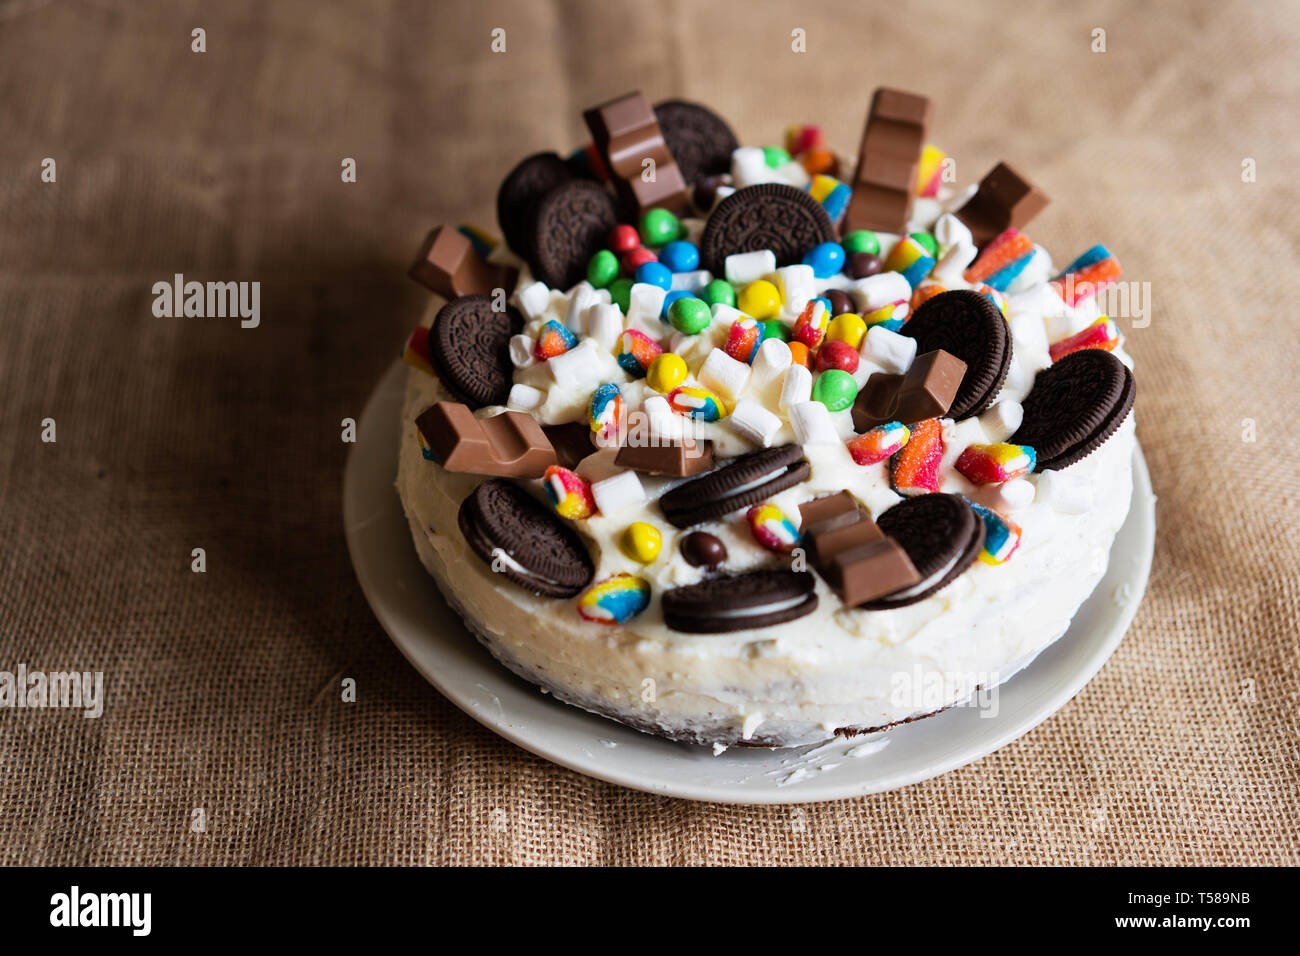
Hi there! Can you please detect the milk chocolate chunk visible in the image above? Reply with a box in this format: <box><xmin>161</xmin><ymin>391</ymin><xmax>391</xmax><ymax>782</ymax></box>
<box><xmin>955</xmin><ymin>162</ymin><xmax>1051</xmax><ymax>247</ymax></box>
<box><xmin>542</xmin><ymin>422</ymin><xmax>596</xmax><ymax>470</ymax></box>
<box><xmin>808</xmin><ymin>519</ymin><xmax>885</xmax><ymax>574</ymax></box>
<box><xmin>798</xmin><ymin>491</ymin><xmax>862</xmax><ymax>534</ymax></box>
<box><xmin>851</xmin><ymin>372</ymin><xmax>904</xmax><ymax>431</ymax></box>
<box><xmin>416</xmin><ymin>402</ymin><xmax>556</xmax><ymax>478</ymax></box>
<box><xmin>829</xmin><ymin>538</ymin><xmax>922</xmax><ymax>607</ymax></box>
<box><xmin>409</xmin><ymin>226</ymin><xmax>517</xmax><ymax>299</ymax></box>
<box><xmin>583</xmin><ymin>91</ymin><xmax>691</xmax><ymax>217</ymax></box>
<box><xmin>614</xmin><ymin>439</ymin><xmax>714</xmax><ymax>477</ymax></box>
<box><xmin>894</xmin><ymin>350</ymin><xmax>969</xmax><ymax>424</ymax></box>
<box><xmin>844</xmin><ymin>88</ymin><xmax>932</xmax><ymax>234</ymax></box>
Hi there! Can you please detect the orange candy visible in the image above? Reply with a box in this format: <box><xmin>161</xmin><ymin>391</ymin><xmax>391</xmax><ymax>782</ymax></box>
<box><xmin>788</xmin><ymin>341</ymin><xmax>812</xmax><ymax>369</ymax></box>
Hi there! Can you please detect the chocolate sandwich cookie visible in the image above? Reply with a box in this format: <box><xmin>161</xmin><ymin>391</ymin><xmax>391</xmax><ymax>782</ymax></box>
<box><xmin>529</xmin><ymin>179</ymin><xmax>619</xmax><ymax>290</ymax></box>
<box><xmin>653</xmin><ymin>99</ymin><xmax>739</xmax><ymax>186</ymax></box>
<box><xmin>496</xmin><ymin>151</ymin><xmax>574</xmax><ymax>259</ymax></box>
<box><xmin>901</xmin><ymin>289</ymin><xmax>1011</xmax><ymax>420</ymax></box>
<box><xmin>662</xmin><ymin>570</ymin><xmax>818</xmax><ymax>634</ymax></box>
<box><xmin>699</xmin><ymin>183</ymin><xmax>837</xmax><ymax>276</ymax></box>
<box><xmin>857</xmin><ymin>493</ymin><xmax>984</xmax><ymax>610</ymax></box>
<box><xmin>658</xmin><ymin>444</ymin><xmax>810</xmax><ymax>528</ymax></box>
<box><xmin>458</xmin><ymin>479</ymin><xmax>594</xmax><ymax>598</ymax></box>
<box><xmin>430</xmin><ymin>295</ymin><xmax>523</xmax><ymax>408</ymax></box>
<box><xmin>1010</xmin><ymin>348</ymin><xmax>1135</xmax><ymax>471</ymax></box>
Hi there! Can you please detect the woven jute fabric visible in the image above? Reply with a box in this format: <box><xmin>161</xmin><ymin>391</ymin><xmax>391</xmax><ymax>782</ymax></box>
<box><xmin>1</xmin><ymin>0</ymin><xmax>1296</xmax><ymax>866</ymax></box>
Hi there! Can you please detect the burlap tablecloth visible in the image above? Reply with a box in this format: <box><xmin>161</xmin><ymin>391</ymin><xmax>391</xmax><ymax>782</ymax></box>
<box><xmin>1</xmin><ymin>0</ymin><xmax>1296</xmax><ymax>865</ymax></box>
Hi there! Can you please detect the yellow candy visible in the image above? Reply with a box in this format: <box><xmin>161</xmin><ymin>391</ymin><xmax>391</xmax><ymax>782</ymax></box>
<box><xmin>621</xmin><ymin>522</ymin><xmax>662</xmax><ymax>563</ymax></box>
<box><xmin>738</xmin><ymin>280</ymin><xmax>781</xmax><ymax>319</ymax></box>
<box><xmin>646</xmin><ymin>353</ymin><xmax>688</xmax><ymax>393</ymax></box>
<box><xmin>826</xmin><ymin>312</ymin><xmax>867</xmax><ymax>350</ymax></box>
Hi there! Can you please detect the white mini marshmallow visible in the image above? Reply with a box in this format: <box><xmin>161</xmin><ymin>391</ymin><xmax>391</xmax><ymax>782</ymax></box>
<box><xmin>751</xmin><ymin>337</ymin><xmax>793</xmax><ymax>386</ymax></box>
<box><xmin>506</xmin><ymin>383</ymin><xmax>544</xmax><ymax>411</ymax></box>
<box><xmin>775</xmin><ymin>264</ymin><xmax>815</xmax><ymax>316</ymax></box>
<box><xmin>862</xmin><ymin>326</ymin><xmax>918</xmax><ymax>374</ymax></box>
<box><xmin>591</xmin><ymin>470</ymin><xmax>646</xmax><ymax>516</ymax></box>
<box><xmin>564</xmin><ymin>281</ymin><xmax>597</xmax><ymax>333</ymax></box>
<box><xmin>790</xmin><ymin>401</ymin><xmax>839</xmax><ymax>445</ymax></box>
<box><xmin>626</xmin><ymin>282</ymin><xmax>668</xmax><ymax>327</ymax></box>
<box><xmin>697</xmin><ymin>348</ymin><xmax>751</xmax><ymax>402</ymax></box>
<box><xmin>670</xmin><ymin>269</ymin><xmax>713</xmax><ymax>294</ymax></box>
<box><xmin>778</xmin><ymin>364</ymin><xmax>812</xmax><ymax>413</ymax></box>
<box><xmin>931</xmin><ymin>239</ymin><xmax>978</xmax><ymax>286</ymax></box>
<box><xmin>515</xmin><ymin>280</ymin><xmax>551</xmax><ymax>322</ymax></box>
<box><xmin>727</xmin><ymin>399</ymin><xmax>782</xmax><ymax>447</ymax></box>
<box><xmin>710</xmin><ymin>303</ymin><xmax>748</xmax><ymax>326</ymax></box>
<box><xmin>1037</xmin><ymin>469</ymin><xmax>1093</xmax><ymax>515</ymax></box>
<box><xmin>987</xmin><ymin>477</ymin><xmax>1036</xmax><ymax>513</ymax></box>
<box><xmin>547</xmin><ymin>338</ymin><xmax>602</xmax><ymax>392</ymax></box>
<box><xmin>586</xmin><ymin>303</ymin><xmax>623</xmax><ymax>351</ymax></box>
<box><xmin>641</xmin><ymin>395</ymin><xmax>684</xmax><ymax>442</ymax></box>
<box><xmin>979</xmin><ymin>400</ymin><xmax>1024</xmax><ymax>443</ymax></box>
<box><xmin>1008</xmin><ymin>310</ymin><xmax>1050</xmax><ymax>361</ymax></box>
<box><xmin>725</xmin><ymin>249</ymin><xmax>777</xmax><ymax>286</ymax></box>
<box><xmin>731</xmin><ymin>147</ymin><xmax>781</xmax><ymax>188</ymax></box>
<box><xmin>852</xmin><ymin>271</ymin><xmax>913</xmax><ymax>312</ymax></box>
<box><xmin>933</xmin><ymin>213</ymin><xmax>973</xmax><ymax>252</ymax></box>
<box><xmin>509</xmin><ymin>334</ymin><xmax>535</xmax><ymax>368</ymax></box>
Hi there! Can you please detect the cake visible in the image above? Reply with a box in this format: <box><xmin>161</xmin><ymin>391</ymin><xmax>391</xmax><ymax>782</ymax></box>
<box><xmin>394</xmin><ymin>90</ymin><xmax>1137</xmax><ymax>749</ymax></box>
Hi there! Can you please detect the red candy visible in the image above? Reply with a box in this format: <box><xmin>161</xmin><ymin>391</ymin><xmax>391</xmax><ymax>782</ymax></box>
<box><xmin>792</xmin><ymin>300</ymin><xmax>828</xmax><ymax>349</ymax></box>
<box><xmin>621</xmin><ymin>246</ymin><xmax>657</xmax><ymax>274</ymax></box>
<box><xmin>890</xmin><ymin>418</ymin><xmax>944</xmax><ymax>496</ymax></box>
<box><xmin>608</xmin><ymin>224</ymin><xmax>640</xmax><ymax>255</ymax></box>
<box><xmin>816</xmin><ymin>339</ymin><xmax>860</xmax><ymax>374</ymax></box>
<box><xmin>847</xmin><ymin>422</ymin><xmax>910</xmax><ymax>466</ymax></box>
<box><xmin>1048</xmin><ymin>316</ymin><xmax>1120</xmax><ymax>362</ymax></box>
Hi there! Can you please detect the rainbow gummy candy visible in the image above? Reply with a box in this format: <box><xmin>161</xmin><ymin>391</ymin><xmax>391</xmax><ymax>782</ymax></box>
<box><xmin>578</xmin><ymin>574</ymin><xmax>652</xmax><ymax>624</ymax></box>
<box><xmin>1052</xmin><ymin>245</ymin><xmax>1121</xmax><ymax>307</ymax></box>
<box><xmin>809</xmin><ymin>174</ymin><xmax>852</xmax><ymax>226</ymax></box>
<box><xmin>890</xmin><ymin>418</ymin><xmax>944</xmax><ymax>496</ymax></box>
<box><xmin>970</xmin><ymin>501</ymin><xmax>1022</xmax><ymax>565</ymax></box>
<box><xmin>667</xmin><ymin>385</ymin><xmax>726</xmax><ymax>422</ymax></box>
<box><xmin>401</xmin><ymin>325</ymin><xmax>434</xmax><ymax>376</ymax></box>
<box><xmin>1048</xmin><ymin>316</ymin><xmax>1121</xmax><ymax>362</ymax></box>
<box><xmin>955</xmin><ymin>442</ymin><xmax>1036</xmax><ymax>484</ymax></box>
<box><xmin>915</xmin><ymin>145</ymin><xmax>946</xmax><ymax>198</ymax></box>
<box><xmin>963</xmin><ymin>229</ymin><xmax>1035</xmax><ymax>290</ymax></box>
<box><xmin>910</xmin><ymin>282</ymin><xmax>947</xmax><ymax>311</ymax></box>
<box><xmin>882</xmin><ymin>235</ymin><xmax>935</xmax><ymax>289</ymax></box>
<box><xmin>544</xmin><ymin>465</ymin><xmax>595</xmax><ymax>519</ymax></box>
<box><xmin>793</xmin><ymin>300</ymin><xmax>829</xmax><ymax>349</ymax></box>
<box><xmin>976</xmin><ymin>284</ymin><xmax>1009</xmax><ymax>316</ymax></box>
<box><xmin>588</xmin><ymin>383</ymin><xmax>624</xmax><ymax>443</ymax></box>
<box><xmin>862</xmin><ymin>300</ymin><xmax>908</xmax><ymax>332</ymax></box>
<box><xmin>724</xmin><ymin>318</ymin><xmax>762</xmax><ymax>364</ymax></box>
<box><xmin>847</xmin><ymin>421</ymin><xmax>911</xmax><ymax>466</ymax></box>
<box><xmin>615</xmin><ymin>329</ymin><xmax>663</xmax><ymax>378</ymax></box>
<box><xmin>534</xmin><ymin>319</ymin><xmax>578</xmax><ymax>361</ymax></box>
<box><xmin>746</xmin><ymin>503</ymin><xmax>802</xmax><ymax>553</ymax></box>
<box><xmin>784</xmin><ymin>124</ymin><xmax>825</xmax><ymax>157</ymax></box>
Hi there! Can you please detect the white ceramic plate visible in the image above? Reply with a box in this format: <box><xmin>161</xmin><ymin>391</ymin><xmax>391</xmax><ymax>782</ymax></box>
<box><xmin>345</xmin><ymin>360</ymin><xmax>1156</xmax><ymax>804</ymax></box>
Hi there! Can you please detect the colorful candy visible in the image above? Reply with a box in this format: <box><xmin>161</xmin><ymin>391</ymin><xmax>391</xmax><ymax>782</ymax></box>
<box><xmin>816</xmin><ymin>340</ymin><xmax>860</xmax><ymax>375</ymax></box>
<box><xmin>746</xmin><ymin>503</ymin><xmax>801</xmax><ymax>553</ymax></box>
<box><xmin>635</xmin><ymin>260</ymin><xmax>673</xmax><ymax>290</ymax></box>
<box><xmin>1052</xmin><ymin>245</ymin><xmax>1121</xmax><ymax>307</ymax></box>
<box><xmin>640</xmin><ymin>208</ymin><xmax>682</xmax><ymax>247</ymax></box>
<box><xmin>738</xmin><ymin>279</ymin><xmax>782</xmax><ymax>319</ymax></box>
<box><xmin>842</xmin><ymin>230</ymin><xmax>880</xmax><ymax>256</ymax></box>
<box><xmin>801</xmin><ymin>241</ymin><xmax>846</xmax><ymax>279</ymax></box>
<box><xmin>401</xmin><ymin>325</ymin><xmax>434</xmax><ymax>376</ymax></box>
<box><xmin>761</xmin><ymin>319</ymin><xmax>792</xmax><ymax>342</ymax></box>
<box><xmin>787</xmin><ymin>341</ymin><xmax>812</xmax><ymax>370</ymax></box>
<box><xmin>809</xmin><ymin>175</ymin><xmax>852</xmax><ymax>227</ymax></box>
<box><xmin>658</xmin><ymin>240</ymin><xmax>700</xmax><ymax>273</ymax></box>
<box><xmin>890</xmin><ymin>417</ymin><xmax>944</xmax><ymax>496</ymax></box>
<box><xmin>1048</xmin><ymin>316</ymin><xmax>1121</xmax><ymax>362</ymax></box>
<box><xmin>588</xmin><ymin>383</ymin><xmax>625</xmax><ymax>443</ymax></box>
<box><xmin>724</xmin><ymin>318</ymin><xmax>762</xmax><ymax>364</ymax></box>
<box><xmin>963</xmin><ymin>228</ymin><xmax>1035</xmax><ymax>290</ymax></box>
<box><xmin>608</xmin><ymin>224</ymin><xmax>640</xmax><ymax>255</ymax></box>
<box><xmin>915</xmin><ymin>145</ymin><xmax>946</xmax><ymax>198</ymax></box>
<box><xmin>544</xmin><ymin>465</ymin><xmax>596</xmax><ymax>519</ymax></box>
<box><xmin>784</xmin><ymin>124</ymin><xmax>825</xmax><ymax>157</ymax></box>
<box><xmin>621</xmin><ymin>246</ymin><xmax>657</xmax><ymax>275</ymax></box>
<box><xmin>910</xmin><ymin>232</ymin><xmax>938</xmax><ymax>257</ymax></box>
<box><xmin>667</xmin><ymin>385</ymin><xmax>726</xmax><ymax>421</ymax></box>
<box><xmin>533</xmin><ymin>319</ymin><xmax>577</xmax><ymax>361</ymax></box>
<box><xmin>792</xmin><ymin>299</ymin><xmax>829</xmax><ymax>349</ymax></box>
<box><xmin>882</xmin><ymin>235</ymin><xmax>936</xmax><ymax>288</ymax></box>
<box><xmin>812</xmin><ymin>368</ymin><xmax>858</xmax><ymax>411</ymax></box>
<box><xmin>976</xmin><ymin>284</ymin><xmax>1008</xmax><ymax>316</ymax></box>
<box><xmin>646</xmin><ymin>352</ymin><xmax>688</xmax><ymax>393</ymax></box>
<box><xmin>703</xmin><ymin>278</ymin><xmax>737</xmax><ymax>308</ymax></box>
<box><xmin>587</xmin><ymin>249</ymin><xmax>619</xmax><ymax>288</ymax></box>
<box><xmin>826</xmin><ymin>311</ymin><xmax>867</xmax><ymax>349</ymax></box>
<box><xmin>607</xmin><ymin>277</ymin><xmax>633</xmax><ymax>314</ymax></box>
<box><xmin>615</xmin><ymin>329</ymin><xmax>663</xmax><ymax>378</ymax></box>
<box><xmin>970</xmin><ymin>502</ymin><xmax>1022</xmax><ymax>566</ymax></box>
<box><xmin>847</xmin><ymin>422</ymin><xmax>910</xmax><ymax>466</ymax></box>
<box><xmin>620</xmin><ymin>522</ymin><xmax>662</xmax><ymax>563</ymax></box>
<box><xmin>578</xmin><ymin>574</ymin><xmax>652</xmax><ymax>624</ymax></box>
<box><xmin>861</xmin><ymin>300</ymin><xmax>908</xmax><ymax>332</ymax></box>
<box><xmin>910</xmin><ymin>282</ymin><xmax>947</xmax><ymax>310</ymax></box>
<box><xmin>955</xmin><ymin>442</ymin><xmax>1036</xmax><ymax>484</ymax></box>
<box><xmin>668</xmin><ymin>295</ymin><xmax>711</xmax><ymax>334</ymax></box>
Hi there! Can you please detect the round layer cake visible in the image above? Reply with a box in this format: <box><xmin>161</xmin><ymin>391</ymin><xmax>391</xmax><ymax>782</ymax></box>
<box><xmin>395</xmin><ymin>93</ymin><xmax>1137</xmax><ymax>749</ymax></box>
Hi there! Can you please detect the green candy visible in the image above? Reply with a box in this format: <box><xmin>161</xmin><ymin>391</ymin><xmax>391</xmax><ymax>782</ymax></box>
<box><xmin>841</xmin><ymin>230</ymin><xmax>880</xmax><ymax>256</ymax></box>
<box><xmin>760</xmin><ymin>319</ymin><xmax>791</xmax><ymax>342</ymax></box>
<box><xmin>608</xmin><ymin>277</ymin><xmax>634</xmax><ymax>314</ymax></box>
<box><xmin>762</xmin><ymin>146</ymin><xmax>791</xmax><ymax>168</ymax></box>
<box><xmin>812</xmin><ymin>369</ymin><xmax>858</xmax><ymax>412</ymax></box>
<box><xmin>587</xmin><ymin>249</ymin><xmax>619</xmax><ymax>288</ymax></box>
<box><xmin>910</xmin><ymin>232</ymin><xmax>938</xmax><ymax>257</ymax></box>
<box><xmin>668</xmin><ymin>296</ymin><xmax>711</xmax><ymax>335</ymax></box>
<box><xmin>640</xmin><ymin>208</ymin><xmax>680</xmax><ymax>248</ymax></box>
<box><xmin>703</xmin><ymin>278</ymin><xmax>736</xmax><ymax>308</ymax></box>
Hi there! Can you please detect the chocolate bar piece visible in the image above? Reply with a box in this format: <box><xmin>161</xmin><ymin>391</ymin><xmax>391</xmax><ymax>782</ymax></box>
<box><xmin>410</xmin><ymin>226</ymin><xmax>518</xmax><ymax>299</ymax></box>
<box><xmin>798</xmin><ymin>491</ymin><xmax>862</xmax><ymax>533</ymax></box>
<box><xmin>828</xmin><ymin>538</ymin><xmax>922</xmax><ymax>607</ymax></box>
<box><xmin>955</xmin><ymin>162</ymin><xmax>1051</xmax><ymax>247</ymax></box>
<box><xmin>807</xmin><ymin>518</ymin><xmax>884</xmax><ymax>573</ymax></box>
<box><xmin>844</xmin><ymin>88</ymin><xmax>932</xmax><ymax>234</ymax></box>
<box><xmin>614</xmin><ymin>439</ymin><xmax>713</xmax><ymax>477</ymax></box>
<box><xmin>416</xmin><ymin>401</ymin><xmax>556</xmax><ymax>478</ymax></box>
<box><xmin>584</xmin><ymin>91</ymin><xmax>691</xmax><ymax>217</ymax></box>
<box><xmin>542</xmin><ymin>422</ymin><xmax>596</xmax><ymax>470</ymax></box>
<box><xmin>851</xmin><ymin>351</ymin><xmax>966</xmax><ymax>430</ymax></box>
<box><xmin>850</xmin><ymin>372</ymin><xmax>904</xmax><ymax>432</ymax></box>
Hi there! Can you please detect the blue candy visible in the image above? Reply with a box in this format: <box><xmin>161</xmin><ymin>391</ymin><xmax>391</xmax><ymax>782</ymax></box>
<box><xmin>658</xmin><ymin>240</ymin><xmax>700</xmax><ymax>273</ymax></box>
<box><xmin>635</xmin><ymin>261</ymin><xmax>673</xmax><ymax>290</ymax></box>
<box><xmin>802</xmin><ymin>242</ymin><xmax>846</xmax><ymax>279</ymax></box>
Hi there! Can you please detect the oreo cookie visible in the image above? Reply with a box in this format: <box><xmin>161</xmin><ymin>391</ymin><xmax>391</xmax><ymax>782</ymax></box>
<box><xmin>529</xmin><ymin>179</ymin><xmax>618</xmax><ymax>290</ymax></box>
<box><xmin>858</xmin><ymin>494</ymin><xmax>984</xmax><ymax>610</ymax></box>
<box><xmin>653</xmin><ymin>99</ymin><xmax>739</xmax><ymax>186</ymax></box>
<box><xmin>901</xmin><ymin>290</ymin><xmax>1011</xmax><ymax>420</ymax></box>
<box><xmin>658</xmin><ymin>445</ymin><xmax>809</xmax><ymax>528</ymax></box>
<box><xmin>699</xmin><ymin>183</ymin><xmax>836</xmax><ymax>276</ymax></box>
<box><xmin>496</xmin><ymin>151</ymin><xmax>574</xmax><ymax>259</ymax></box>
<box><xmin>662</xmin><ymin>570</ymin><xmax>818</xmax><ymax>633</ymax></box>
<box><xmin>1010</xmin><ymin>348</ymin><xmax>1135</xmax><ymax>471</ymax></box>
<box><xmin>458</xmin><ymin>479</ymin><xmax>594</xmax><ymax>598</ymax></box>
<box><xmin>430</xmin><ymin>295</ymin><xmax>522</xmax><ymax>408</ymax></box>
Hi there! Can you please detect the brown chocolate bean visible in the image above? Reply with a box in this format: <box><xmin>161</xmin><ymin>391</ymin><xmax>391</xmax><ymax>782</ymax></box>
<box><xmin>680</xmin><ymin>531</ymin><xmax>727</xmax><ymax>570</ymax></box>
<box><xmin>826</xmin><ymin>289</ymin><xmax>856</xmax><ymax>317</ymax></box>
<box><xmin>850</xmin><ymin>251</ymin><xmax>884</xmax><ymax>279</ymax></box>
<box><xmin>415</xmin><ymin>402</ymin><xmax>556</xmax><ymax>478</ymax></box>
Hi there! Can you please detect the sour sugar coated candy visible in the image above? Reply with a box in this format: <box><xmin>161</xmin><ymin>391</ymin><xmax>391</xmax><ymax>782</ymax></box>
<box><xmin>881</xmin><ymin>235</ymin><xmax>936</xmax><ymax>289</ymax></box>
<box><xmin>890</xmin><ymin>417</ymin><xmax>944</xmax><ymax>496</ymax></box>
<box><xmin>578</xmin><ymin>574</ymin><xmax>652</xmax><ymax>624</ymax></box>
<box><xmin>969</xmin><ymin>502</ymin><xmax>1022</xmax><ymax>566</ymax></box>
<box><xmin>667</xmin><ymin>385</ymin><xmax>726</xmax><ymax>421</ymax></box>
<box><xmin>544</xmin><ymin>465</ymin><xmax>596</xmax><ymax>519</ymax></box>
<box><xmin>533</xmin><ymin>319</ymin><xmax>578</xmax><ymax>361</ymax></box>
<box><xmin>616</xmin><ymin>329</ymin><xmax>663</xmax><ymax>378</ymax></box>
<box><xmin>955</xmin><ymin>442</ymin><xmax>1036</xmax><ymax>484</ymax></box>
<box><xmin>588</xmin><ymin>383</ymin><xmax>625</xmax><ymax>444</ymax></box>
<box><xmin>847</xmin><ymin>421</ymin><xmax>910</xmax><ymax>465</ymax></box>
<box><xmin>746</xmin><ymin>503</ymin><xmax>802</xmax><ymax>553</ymax></box>
<box><xmin>1048</xmin><ymin>316</ymin><xmax>1120</xmax><ymax>362</ymax></box>
<box><xmin>724</xmin><ymin>318</ymin><xmax>762</xmax><ymax>363</ymax></box>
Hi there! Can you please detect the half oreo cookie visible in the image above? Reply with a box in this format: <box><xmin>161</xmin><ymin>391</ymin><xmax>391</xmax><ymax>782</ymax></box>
<box><xmin>857</xmin><ymin>494</ymin><xmax>984</xmax><ymax>610</ymax></box>
<box><xmin>699</xmin><ymin>183</ymin><xmax>837</xmax><ymax>275</ymax></box>
<box><xmin>901</xmin><ymin>290</ymin><xmax>1011</xmax><ymax>420</ymax></box>
<box><xmin>662</xmin><ymin>570</ymin><xmax>818</xmax><ymax>634</ymax></box>
<box><xmin>658</xmin><ymin>444</ymin><xmax>810</xmax><ymax>528</ymax></box>
<box><xmin>529</xmin><ymin>179</ymin><xmax>619</xmax><ymax>290</ymax></box>
<box><xmin>430</xmin><ymin>294</ymin><xmax>523</xmax><ymax>408</ymax></box>
<box><xmin>458</xmin><ymin>479</ymin><xmax>594</xmax><ymax>598</ymax></box>
<box><xmin>654</xmin><ymin>99</ymin><xmax>739</xmax><ymax>186</ymax></box>
<box><xmin>496</xmin><ymin>151</ymin><xmax>574</xmax><ymax>259</ymax></box>
<box><xmin>1010</xmin><ymin>348</ymin><xmax>1135</xmax><ymax>471</ymax></box>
